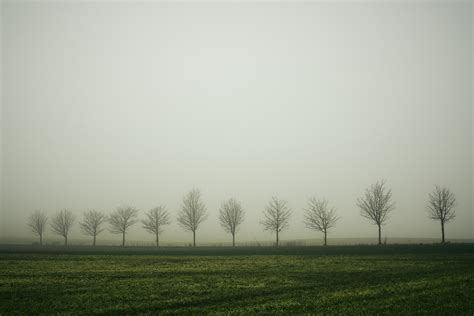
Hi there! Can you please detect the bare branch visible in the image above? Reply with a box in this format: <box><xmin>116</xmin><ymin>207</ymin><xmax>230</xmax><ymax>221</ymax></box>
<box><xmin>50</xmin><ymin>209</ymin><xmax>75</xmax><ymax>246</ymax></box>
<box><xmin>142</xmin><ymin>206</ymin><xmax>171</xmax><ymax>247</ymax></box>
<box><xmin>427</xmin><ymin>185</ymin><xmax>456</xmax><ymax>243</ymax></box>
<box><xmin>357</xmin><ymin>180</ymin><xmax>394</xmax><ymax>226</ymax></box>
<box><xmin>427</xmin><ymin>185</ymin><xmax>456</xmax><ymax>223</ymax></box>
<box><xmin>357</xmin><ymin>180</ymin><xmax>395</xmax><ymax>245</ymax></box>
<box><xmin>80</xmin><ymin>210</ymin><xmax>107</xmax><ymax>246</ymax></box>
<box><xmin>109</xmin><ymin>206</ymin><xmax>139</xmax><ymax>246</ymax></box>
<box><xmin>260</xmin><ymin>197</ymin><xmax>291</xmax><ymax>246</ymax></box>
<box><xmin>304</xmin><ymin>197</ymin><xmax>338</xmax><ymax>245</ymax></box>
<box><xmin>177</xmin><ymin>189</ymin><xmax>207</xmax><ymax>246</ymax></box>
<box><xmin>28</xmin><ymin>210</ymin><xmax>48</xmax><ymax>245</ymax></box>
<box><xmin>219</xmin><ymin>198</ymin><xmax>245</xmax><ymax>246</ymax></box>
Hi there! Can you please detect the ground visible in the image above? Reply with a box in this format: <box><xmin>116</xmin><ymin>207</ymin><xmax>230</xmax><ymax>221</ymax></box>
<box><xmin>0</xmin><ymin>244</ymin><xmax>473</xmax><ymax>314</ymax></box>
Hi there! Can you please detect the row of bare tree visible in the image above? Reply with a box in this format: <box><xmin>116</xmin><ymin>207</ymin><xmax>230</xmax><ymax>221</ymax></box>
<box><xmin>27</xmin><ymin>182</ymin><xmax>456</xmax><ymax>247</ymax></box>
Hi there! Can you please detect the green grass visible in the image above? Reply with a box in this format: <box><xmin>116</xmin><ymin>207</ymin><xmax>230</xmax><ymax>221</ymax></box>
<box><xmin>0</xmin><ymin>245</ymin><xmax>473</xmax><ymax>314</ymax></box>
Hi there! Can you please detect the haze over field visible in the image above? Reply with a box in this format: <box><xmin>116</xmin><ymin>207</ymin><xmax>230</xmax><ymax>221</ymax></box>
<box><xmin>1</xmin><ymin>1</ymin><xmax>473</xmax><ymax>245</ymax></box>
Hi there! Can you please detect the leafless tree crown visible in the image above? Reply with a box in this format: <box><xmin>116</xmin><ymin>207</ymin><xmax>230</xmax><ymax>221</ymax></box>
<box><xmin>28</xmin><ymin>210</ymin><xmax>48</xmax><ymax>241</ymax></box>
<box><xmin>304</xmin><ymin>197</ymin><xmax>338</xmax><ymax>233</ymax></box>
<box><xmin>357</xmin><ymin>180</ymin><xmax>394</xmax><ymax>226</ymax></box>
<box><xmin>80</xmin><ymin>210</ymin><xmax>107</xmax><ymax>237</ymax></box>
<box><xmin>219</xmin><ymin>198</ymin><xmax>245</xmax><ymax>235</ymax></box>
<box><xmin>177</xmin><ymin>189</ymin><xmax>208</xmax><ymax>233</ymax></box>
<box><xmin>109</xmin><ymin>206</ymin><xmax>139</xmax><ymax>234</ymax></box>
<box><xmin>427</xmin><ymin>185</ymin><xmax>456</xmax><ymax>223</ymax></box>
<box><xmin>261</xmin><ymin>197</ymin><xmax>292</xmax><ymax>233</ymax></box>
<box><xmin>142</xmin><ymin>206</ymin><xmax>171</xmax><ymax>235</ymax></box>
<box><xmin>50</xmin><ymin>209</ymin><xmax>75</xmax><ymax>238</ymax></box>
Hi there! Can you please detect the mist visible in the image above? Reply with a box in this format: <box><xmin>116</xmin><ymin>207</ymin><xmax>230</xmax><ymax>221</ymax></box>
<box><xmin>1</xmin><ymin>1</ymin><xmax>472</xmax><ymax>246</ymax></box>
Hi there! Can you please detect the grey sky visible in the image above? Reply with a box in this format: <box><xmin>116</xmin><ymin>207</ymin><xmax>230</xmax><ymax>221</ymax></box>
<box><xmin>1</xmin><ymin>1</ymin><xmax>473</xmax><ymax>245</ymax></box>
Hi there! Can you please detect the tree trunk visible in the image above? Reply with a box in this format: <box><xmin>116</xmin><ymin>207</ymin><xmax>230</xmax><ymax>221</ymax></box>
<box><xmin>276</xmin><ymin>230</ymin><xmax>279</xmax><ymax>247</ymax></box>
<box><xmin>39</xmin><ymin>234</ymin><xmax>43</xmax><ymax>246</ymax></box>
<box><xmin>441</xmin><ymin>221</ymin><xmax>445</xmax><ymax>243</ymax></box>
<box><xmin>193</xmin><ymin>231</ymin><xmax>196</xmax><ymax>247</ymax></box>
<box><xmin>156</xmin><ymin>233</ymin><xmax>159</xmax><ymax>247</ymax></box>
<box><xmin>93</xmin><ymin>235</ymin><xmax>96</xmax><ymax>247</ymax></box>
<box><xmin>64</xmin><ymin>235</ymin><xmax>68</xmax><ymax>247</ymax></box>
<box><xmin>122</xmin><ymin>231</ymin><xmax>125</xmax><ymax>247</ymax></box>
<box><xmin>378</xmin><ymin>225</ymin><xmax>381</xmax><ymax>245</ymax></box>
<box><xmin>324</xmin><ymin>231</ymin><xmax>327</xmax><ymax>246</ymax></box>
<box><xmin>232</xmin><ymin>233</ymin><xmax>235</xmax><ymax>247</ymax></box>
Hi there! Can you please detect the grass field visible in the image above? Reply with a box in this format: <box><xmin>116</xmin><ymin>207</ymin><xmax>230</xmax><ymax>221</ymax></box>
<box><xmin>1</xmin><ymin>244</ymin><xmax>473</xmax><ymax>314</ymax></box>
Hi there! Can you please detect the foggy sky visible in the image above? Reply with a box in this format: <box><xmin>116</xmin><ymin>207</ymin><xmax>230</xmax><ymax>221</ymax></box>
<box><xmin>1</xmin><ymin>1</ymin><xmax>473</xmax><ymax>245</ymax></box>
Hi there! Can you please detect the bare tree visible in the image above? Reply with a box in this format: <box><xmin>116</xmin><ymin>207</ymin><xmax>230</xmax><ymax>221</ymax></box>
<box><xmin>142</xmin><ymin>206</ymin><xmax>171</xmax><ymax>247</ymax></box>
<box><xmin>304</xmin><ymin>197</ymin><xmax>339</xmax><ymax>246</ymax></box>
<box><xmin>427</xmin><ymin>185</ymin><xmax>456</xmax><ymax>243</ymax></box>
<box><xmin>80</xmin><ymin>210</ymin><xmax>107</xmax><ymax>246</ymax></box>
<box><xmin>177</xmin><ymin>189</ymin><xmax>208</xmax><ymax>247</ymax></box>
<box><xmin>28</xmin><ymin>210</ymin><xmax>48</xmax><ymax>245</ymax></box>
<box><xmin>109</xmin><ymin>206</ymin><xmax>139</xmax><ymax>246</ymax></box>
<box><xmin>219</xmin><ymin>198</ymin><xmax>245</xmax><ymax>247</ymax></box>
<box><xmin>50</xmin><ymin>209</ymin><xmax>75</xmax><ymax>246</ymax></box>
<box><xmin>357</xmin><ymin>180</ymin><xmax>395</xmax><ymax>245</ymax></box>
<box><xmin>261</xmin><ymin>197</ymin><xmax>291</xmax><ymax>247</ymax></box>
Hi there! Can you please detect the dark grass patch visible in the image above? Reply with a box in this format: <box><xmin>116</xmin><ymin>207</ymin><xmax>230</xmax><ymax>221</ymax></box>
<box><xmin>0</xmin><ymin>245</ymin><xmax>473</xmax><ymax>314</ymax></box>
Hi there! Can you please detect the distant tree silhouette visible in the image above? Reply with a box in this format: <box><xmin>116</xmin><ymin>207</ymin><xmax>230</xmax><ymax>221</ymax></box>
<box><xmin>109</xmin><ymin>206</ymin><xmax>139</xmax><ymax>246</ymax></box>
<box><xmin>357</xmin><ymin>181</ymin><xmax>395</xmax><ymax>245</ymax></box>
<box><xmin>304</xmin><ymin>197</ymin><xmax>339</xmax><ymax>246</ymax></box>
<box><xmin>261</xmin><ymin>197</ymin><xmax>291</xmax><ymax>247</ymax></box>
<box><xmin>50</xmin><ymin>209</ymin><xmax>75</xmax><ymax>246</ymax></box>
<box><xmin>427</xmin><ymin>185</ymin><xmax>456</xmax><ymax>243</ymax></box>
<box><xmin>28</xmin><ymin>210</ymin><xmax>48</xmax><ymax>245</ymax></box>
<box><xmin>80</xmin><ymin>210</ymin><xmax>107</xmax><ymax>246</ymax></box>
<box><xmin>219</xmin><ymin>198</ymin><xmax>245</xmax><ymax>247</ymax></box>
<box><xmin>177</xmin><ymin>189</ymin><xmax>207</xmax><ymax>247</ymax></box>
<box><xmin>142</xmin><ymin>206</ymin><xmax>171</xmax><ymax>247</ymax></box>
